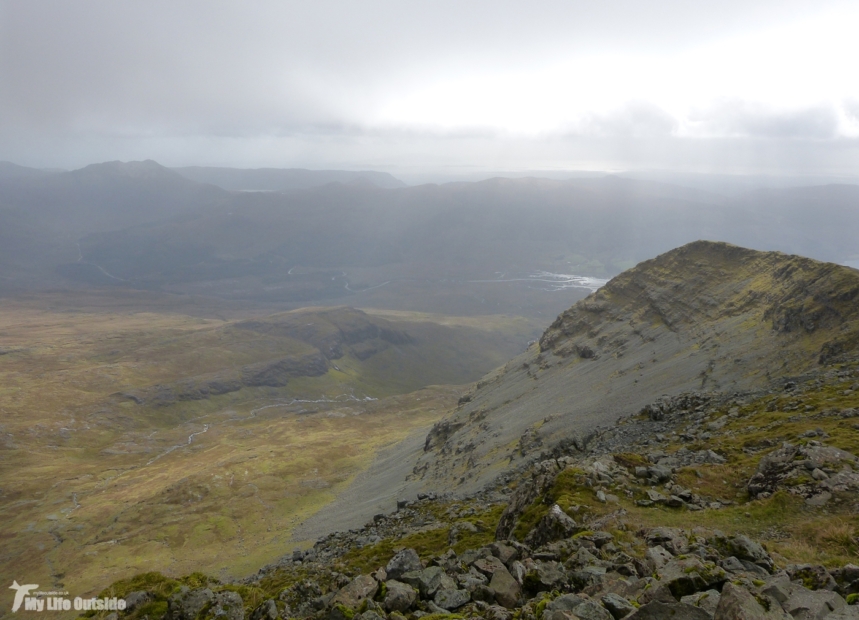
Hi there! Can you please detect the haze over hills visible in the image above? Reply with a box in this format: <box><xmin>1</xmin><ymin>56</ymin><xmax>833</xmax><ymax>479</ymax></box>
<box><xmin>172</xmin><ymin>166</ymin><xmax>406</xmax><ymax>191</ymax></box>
<box><xmin>2</xmin><ymin>159</ymin><xmax>858</xmax><ymax>322</ymax></box>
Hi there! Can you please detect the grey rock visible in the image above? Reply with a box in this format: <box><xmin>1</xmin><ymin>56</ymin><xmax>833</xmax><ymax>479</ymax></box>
<box><xmin>645</xmin><ymin>527</ymin><xmax>689</xmax><ymax>555</ymax></box>
<box><xmin>250</xmin><ymin>599</ymin><xmax>279</xmax><ymax>620</ymax></box>
<box><xmin>211</xmin><ymin>591</ymin><xmax>244</xmax><ymax>620</ymax></box>
<box><xmin>714</xmin><ymin>582</ymin><xmax>790</xmax><ymax>619</ymax></box>
<box><xmin>474</xmin><ymin>555</ymin><xmax>508</xmax><ymax>576</ymax></box>
<box><xmin>383</xmin><ymin>580</ymin><xmax>417</xmax><ymax>613</ymax></box>
<box><xmin>648</xmin><ymin>465</ymin><xmax>673</xmax><ymax>483</ymax></box>
<box><xmin>782</xmin><ymin>587</ymin><xmax>845</xmax><ymax>620</ymax></box>
<box><xmin>489</xmin><ymin>542</ymin><xmax>519</xmax><ymax>566</ymax></box>
<box><xmin>356</xmin><ymin>612</ymin><xmax>385</xmax><ymax>620</ymax></box>
<box><xmin>124</xmin><ymin>591</ymin><xmax>154</xmax><ymax>612</ymax></box>
<box><xmin>628</xmin><ymin>600</ymin><xmax>712</xmax><ymax>619</ymax></box>
<box><xmin>644</xmin><ymin>546</ymin><xmax>673</xmax><ymax>572</ymax></box>
<box><xmin>509</xmin><ymin>560</ymin><xmax>527</xmax><ymax>585</ymax></box>
<box><xmin>569</xmin><ymin>600</ymin><xmax>614</xmax><ymax>620</ymax></box>
<box><xmin>681</xmin><ymin>589</ymin><xmax>721</xmax><ymax>617</ymax></box>
<box><xmin>758</xmin><ymin>573</ymin><xmax>791</xmax><ymax>604</ymax></box>
<box><xmin>484</xmin><ymin>604</ymin><xmax>514</xmax><ymax>620</ymax></box>
<box><xmin>546</xmin><ymin>593</ymin><xmax>585</xmax><ymax>614</ymax></box>
<box><xmin>525</xmin><ymin>504</ymin><xmax>580</xmax><ymax>547</ymax></box>
<box><xmin>385</xmin><ymin>548</ymin><xmax>422</xmax><ymax>580</ymax></box>
<box><xmin>657</xmin><ymin>557</ymin><xmax>726</xmax><ymax>598</ymax></box>
<box><xmin>332</xmin><ymin>575</ymin><xmax>378</xmax><ymax>608</ymax></box>
<box><xmin>433</xmin><ymin>588</ymin><xmax>471</xmax><ymax>610</ymax></box>
<box><xmin>400</xmin><ymin>567</ymin><xmax>440</xmax><ymax>598</ymax></box>
<box><xmin>167</xmin><ymin>587</ymin><xmax>214</xmax><ymax>620</ymax></box>
<box><xmin>489</xmin><ymin>567</ymin><xmax>521</xmax><ymax>608</ymax></box>
<box><xmin>526</xmin><ymin>560</ymin><xmax>568</xmax><ymax>592</ymax></box>
<box><xmin>716</xmin><ymin>535</ymin><xmax>774</xmax><ymax>571</ymax></box>
<box><xmin>787</xmin><ymin>565</ymin><xmax>838</xmax><ymax>591</ymax></box>
<box><xmin>601</xmin><ymin>592</ymin><xmax>636</xmax><ymax>619</ymax></box>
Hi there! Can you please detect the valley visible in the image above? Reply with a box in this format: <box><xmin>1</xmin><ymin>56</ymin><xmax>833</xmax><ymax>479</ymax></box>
<box><xmin>0</xmin><ymin>292</ymin><xmax>537</xmax><ymax>598</ymax></box>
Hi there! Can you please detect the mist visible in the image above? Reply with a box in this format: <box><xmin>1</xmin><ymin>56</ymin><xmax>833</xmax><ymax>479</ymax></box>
<box><xmin>2</xmin><ymin>1</ymin><xmax>859</xmax><ymax>177</ymax></box>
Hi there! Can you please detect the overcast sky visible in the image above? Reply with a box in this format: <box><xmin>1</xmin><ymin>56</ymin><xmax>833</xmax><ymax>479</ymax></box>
<box><xmin>2</xmin><ymin>1</ymin><xmax>859</xmax><ymax>178</ymax></box>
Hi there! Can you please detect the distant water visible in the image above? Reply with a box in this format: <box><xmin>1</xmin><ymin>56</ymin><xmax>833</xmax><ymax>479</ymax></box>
<box><xmin>529</xmin><ymin>271</ymin><xmax>609</xmax><ymax>292</ymax></box>
<box><xmin>468</xmin><ymin>271</ymin><xmax>608</xmax><ymax>292</ymax></box>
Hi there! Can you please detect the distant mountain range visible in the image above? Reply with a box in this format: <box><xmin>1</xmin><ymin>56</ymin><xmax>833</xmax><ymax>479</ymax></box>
<box><xmin>1</xmin><ymin>159</ymin><xmax>857</xmax><ymax>320</ymax></box>
<box><xmin>172</xmin><ymin>165</ymin><xmax>406</xmax><ymax>191</ymax></box>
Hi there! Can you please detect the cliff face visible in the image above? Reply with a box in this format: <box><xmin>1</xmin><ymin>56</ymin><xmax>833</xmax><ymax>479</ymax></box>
<box><xmin>411</xmin><ymin>241</ymin><xmax>859</xmax><ymax>494</ymax></box>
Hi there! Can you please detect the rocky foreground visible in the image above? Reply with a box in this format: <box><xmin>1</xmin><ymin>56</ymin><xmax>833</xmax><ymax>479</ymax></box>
<box><xmin>91</xmin><ymin>360</ymin><xmax>859</xmax><ymax>620</ymax></box>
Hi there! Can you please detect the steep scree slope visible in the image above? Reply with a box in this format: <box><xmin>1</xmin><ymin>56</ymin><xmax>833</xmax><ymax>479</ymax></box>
<box><xmin>410</xmin><ymin>241</ymin><xmax>859</xmax><ymax>494</ymax></box>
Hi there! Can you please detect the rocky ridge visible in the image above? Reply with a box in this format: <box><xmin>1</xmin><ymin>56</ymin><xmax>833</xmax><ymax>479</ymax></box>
<box><xmin>408</xmin><ymin>241</ymin><xmax>859</xmax><ymax>496</ymax></box>
<box><xmin>93</xmin><ymin>358</ymin><xmax>859</xmax><ymax>620</ymax></box>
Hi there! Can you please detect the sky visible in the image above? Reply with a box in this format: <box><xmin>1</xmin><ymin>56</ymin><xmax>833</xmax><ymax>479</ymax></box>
<box><xmin>2</xmin><ymin>0</ymin><xmax>859</xmax><ymax>178</ymax></box>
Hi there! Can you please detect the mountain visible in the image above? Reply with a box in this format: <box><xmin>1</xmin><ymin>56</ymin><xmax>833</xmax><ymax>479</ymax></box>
<box><xmin>172</xmin><ymin>166</ymin><xmax>406</xmax><ymax>190</ymax></box>
<box><xmin>71</xmin><ymin>243</ymin><xmax>859</xmax><ymax>620</ymax></box>
<box><xmin>300</xmin><ymin>241</ymin><xmax>859</xmax><ymax>534</ymax></box>
<box><xmin>0</xmin><ymin>161</ymin><xmax>63</xmax><ymax>181</ymax></box>
<box><xmin>0</xmin><ymin>159</ymin><xmax>228</xmax><ymax>234</ymax></box>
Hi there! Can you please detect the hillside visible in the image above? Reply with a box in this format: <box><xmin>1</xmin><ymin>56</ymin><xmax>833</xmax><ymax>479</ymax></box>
<box><xmin>84</xmin><ymin>343</ymin><xmax>859</xmax><ymax>620</ymax></box>
<box><xmin>298</xmin><ymin>242</ymin><xmax>859</xmax><ymax>535</ymax></box>
<box><xmin>0</xmin><ymin>298</ymin><xmax>536</xmax><ymax>602</ymax></box>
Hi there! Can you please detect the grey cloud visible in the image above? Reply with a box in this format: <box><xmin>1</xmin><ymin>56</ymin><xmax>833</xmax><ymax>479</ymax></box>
<box><xmin>0</xmin><ymin>0</ymin><xmax>855</xmax><ymax>173</ymax></box>
<box><xmin>692</xmin><ymin>100</ymin><xmax>840</xmax><ymax>139</ymax></box>
<box><xmin>575</xmin><ymin>102</ymin><xmax>678</xmax><ymax>138</ymax></box>
<box><xmin>845</xmin><ymin>100</ymin><xmax>859</xmax><ymax>122</ymax></box>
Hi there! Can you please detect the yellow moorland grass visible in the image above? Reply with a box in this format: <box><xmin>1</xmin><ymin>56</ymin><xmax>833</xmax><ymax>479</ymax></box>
<box><xmin>0</xmin><ymin>296</ymin><xmax>496</xmax><ymax>605</ymax></box>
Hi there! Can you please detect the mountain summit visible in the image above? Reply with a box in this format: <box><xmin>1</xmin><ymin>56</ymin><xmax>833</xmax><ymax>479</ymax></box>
<box><xmin>407</xmin><ymin>241</ymin><xmax>859</xmax><ymax>494</ymax></box>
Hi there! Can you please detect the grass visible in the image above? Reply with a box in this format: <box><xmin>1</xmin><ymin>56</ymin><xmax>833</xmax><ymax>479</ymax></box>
<box><xmin>0</xmin><ymin>293</ymin><xmax>537</xmax><ymax>606</ymax></box>
<box><xmin>504</xmin><ymin>363</ymin><xmax>859</xmax><ymax>569</ymax></box>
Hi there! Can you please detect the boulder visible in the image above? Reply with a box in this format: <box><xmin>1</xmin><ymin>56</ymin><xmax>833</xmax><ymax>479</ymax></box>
<box><xmin>568</xmin><ymin>600</ymin><xmax>613</xmax><ymax>620</ymax></box>
<box><xmin>782</xmin><ymin>587</ymin><xmax>845</xmax><ymax>619</ymax></box>
<box><xmin>332</xmin><ymin>575</ymin><xmax>378</xmax><ymax>609</ymax></box>
<box><xmin>524</xmin><ymin>560</ymin><xmax>568</xmax><ymax>593</ymax></box>
<box><xmin>474</xmin><ymin>555</ymin><xmax>509</xmax><ymax>577</ymax></box>
<box><xmin>400</xmin><ymin>566</ymin><xmax>447</xmax><ymax>598</ymax></box>
<box><xmin>489</xmin><ymin>542</ymin><xmax>519</xmax><ymax>566</ymax></box>
<box><xmin>644</xmin><ymin>546</ymin><xmax>673</xmax><ymax>572</ymax></box>
<box><xmin>787</xmin><ymin>565</ymin><xmax>838</xmax><ymax>591</ymax></box>
<box><xmin>383</xmin><ymin>580</ymin><xmax>417</xmax><ymax>613</ymax></box>
<box><xmin>525</xmin><ymin>504</ymin><xmax>580</xmax><ymax>547</ymax></box>
<box><xmin>166</xmin><ymin>587</ymin><xmax>214</xmax><ymax>620</ymax></box>
<box><xmin>250</xmin><ymin>599</ymin><xmax>279</xmax><ymax>620</ymax></box>
<box><xmin>489</xmin><ymin>566</ymin><xmax>521</xmax><ymax>608</ymax></box>
<box><xmin>123</xmin><ymin>591</ymin><xmax>154</xmax><ymax>613</ymax></box>
<box><xmin>656</xmin><ymin>557</ymin><xmax>726</xmax><ymax>598</ymax></box>
<box><xmin>628</xmin><ymin>600</ymin><xmax>712</xmax><ymax>619</ymax></box>
<box><xmin>433</xmin><ymin>588</ymin><xmax>471</xmax><ymax>610</ymax></box>
<box><xmin>645</xmin><ymin>528</ymin><xmax>689</xmax><ymax>555</ymax></box>
<box><xmin>714</xmin><ymin>582</ymin><xmax>790</xmax><ymax>619</ymax></box>
<box><xmin>210</xmin><ymin>591</ymin><xmax>244</xmax><ymax>620</ymax></box>
<box><xmin>544</xmin><ymin>593</ymin><xmax>585</xmax><ymax>620</ymax></box>
<box><xmin>601</xmin><ymin>592</ymin><xmax>636</xmax><ymax>619</ymax></box>
<box><xmin>713</xmin><ymin>535</ymin><xmax>774</xmax><ymax>572</ymax></box>
<box><xmin>681</xmin><ymin>589</ymin><xmax>721</xmax><ymax>617</ymax></box>
<box><xmin>385</xmin><ymin>549</ymin><xmax>422</xmax><ymax>581</ymax></box>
